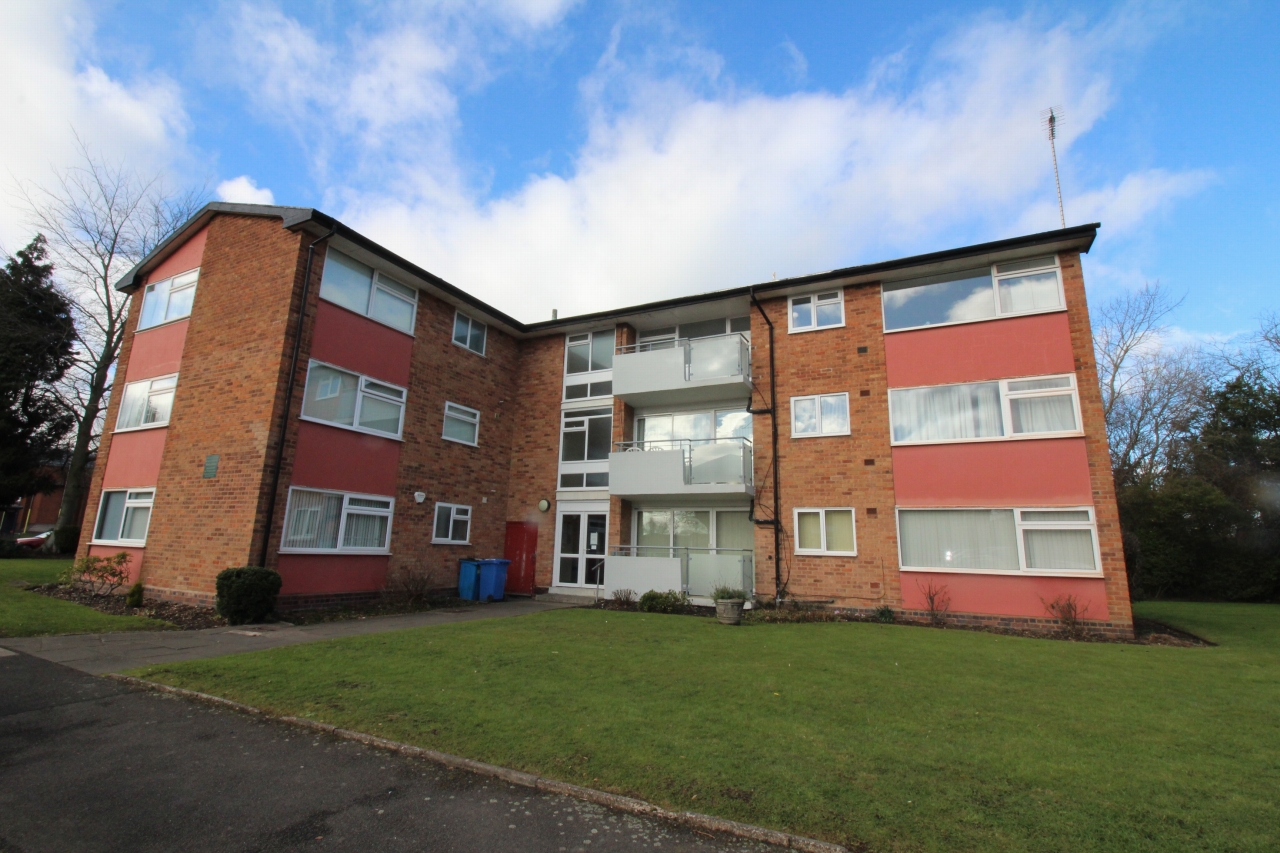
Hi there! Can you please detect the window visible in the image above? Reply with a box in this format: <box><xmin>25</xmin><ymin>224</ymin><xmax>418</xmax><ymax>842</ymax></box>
<box><xmin>566</xmin><ymin>330</ymin><xmax>614</xmax><ymax>374</ymax></box>
<box><xmin>790</xmin><ymin>393</ymin><xmax>850</xmax><ymax>437</ymax></box>
<box><xmin>882</xmin><ymin>256</ymin><xmax>1063</xmax><ymax>332</ymax></box>
<box><xmin>564</xmin><ymin>380</ymin><xmax>613</xmax><ymax>400</ymax></box>
<box><xmin>282</xmin><ymin>489</ymin><xmax>393</xmax><ymax>552</ymax></box>
<box><xmin>889</xmin><ymin>374</ymin><xmax>1079</xmax><ymax>445</ymax></box>
<box><xmin>452</xmin><ymin>311</ymin><xmax>487</xmax><ymax>356</ymax></box>
<box><xmin>300</xmin><ymin>362</ymin><xmax>406</xmax><ymax>438</ymax></box>
<box><xmin>789</xmin><ymin>291</ymin><xmax>844</xmax><ymax>332</ymax></box>
<box><xmin>138</xmin><ymin>269</ymin><xmax>198</xmax><ymax>330</ymax></box>
<box><xmin>433</xmin><ymin>503</ymin><xmax>472</xmax><ymax>544</ymax></box>
<box><xmin>897</xmin><ymin>507</ymin><xmax>1099</xmax><ymax>574</ymax></box>
<box><xmin>794</xmin><ymin>508</ymin><xmax>857</xmax><ymax>556</ymax></box>
<box><xmin>561</xmin><ymin>407</ymin><xmax>612</xmax><ymax>462</ymax></box>
<box><xmin>92</xmin><ymin>489</ymin><xmax>154</xmax><ymax>544</ymax></box>
<box><xmin>442</xmin><ymin>402</ymin><xmax>480</xmax><ymax>446</ymax></box>
<box><xmin>318</xmin><ymin>249</ymin><xmax>417</xmax><ymax>334</ymax></box>
<box><xmin>635</xmin><ymin>409</ymin><xmax>751</xmax><ymax>444</ymax></box>
<box><xmin>115</xmin><ymin>375</ymin><xmax>178</xmax><ymax>431</ymax></box>
<box><xmin>559</xmin><ymin>471</ymin><xmax>610</xmax><ymax>489</ymax></box>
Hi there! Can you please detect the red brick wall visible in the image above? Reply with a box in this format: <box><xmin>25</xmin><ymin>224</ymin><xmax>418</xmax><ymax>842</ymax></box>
<box><xmin>142</xmin><ymin>215</ymin><xmax>307</xmax><ymax>602</ymax></box>
<box><xmin>1061</xmin><ymin>251</ymin><xmax>1134</xmax><ymax>632</ymax></box>
<box><xmin>386</xmin><ymin>292</ymin><xmax>521</xmax><ymax>584</ymax></box>
<box><xmin>751</xmin><ymin>285</ymin><xmax>901</xmax><ymax>605</ymax></box>
<box><xmin>505</xmin><ymin>336</ymin><xmax>564</xmax><ymax>589</ymax></box>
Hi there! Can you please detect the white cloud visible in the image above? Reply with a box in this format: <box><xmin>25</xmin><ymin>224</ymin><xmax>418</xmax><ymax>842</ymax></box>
<box><xmin>1018</xmin><ymin>168</ymin><xmax>1215</xmax><ymax>235</ymax></box>
<box><xmin>216</xmin><ymin>175</ymin><xmax>275</xmax><ymax>205</ymax></box>
<box><xmin>780</xmin><ymin>39</ymin><xmax>808</xmax><ymax>83</ymax></box>
<box><xmin>0</xmin><ymin>0</ymin><xmax>188</xmax><ymax>251</ymax></box>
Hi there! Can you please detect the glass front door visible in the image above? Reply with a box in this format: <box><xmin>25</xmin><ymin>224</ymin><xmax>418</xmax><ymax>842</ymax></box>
<box><xmin>557</xmin><ymin>511</ymin><xmax>607</xmax><ymax>586</ymax></box>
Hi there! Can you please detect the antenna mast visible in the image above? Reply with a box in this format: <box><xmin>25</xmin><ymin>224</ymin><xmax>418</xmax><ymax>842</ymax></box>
<box><xmin>1041</xmin><ymin>106</ymin><xmax>1065</xmax><ymax>228</ymax></box>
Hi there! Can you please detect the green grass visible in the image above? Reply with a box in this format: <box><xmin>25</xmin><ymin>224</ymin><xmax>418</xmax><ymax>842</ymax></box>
<box><xmin>131</xmin><ymin>602</ymin><xmax>1279</xmax><ymax>852</ymax></box>
<box><xmin>0</xmin><ymin>559</ymin><xmax>169</xmax><ymax>637</ymax></box>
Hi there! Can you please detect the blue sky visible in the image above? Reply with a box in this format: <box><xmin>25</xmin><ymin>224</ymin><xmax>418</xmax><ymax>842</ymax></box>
<box><xmin>3</xmin><ymin>1</ymin><xmax>1277</xmax><ymax>340</ymax></box>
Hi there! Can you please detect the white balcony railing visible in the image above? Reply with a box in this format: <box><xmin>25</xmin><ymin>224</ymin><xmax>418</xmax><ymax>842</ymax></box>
<box><xmin>612</xmin><ymin>333</ymin><xmax>751</xmax><ymax>406</ymax></box>
<box><xmin>612</xmin><ymin>437</ymin><xmax>753</xmax><ymax>487</ymax></box>
<box><xmin>607</xmin><ymin>546</ymin><xmax>754</xmax><ymax>598</ymax></box>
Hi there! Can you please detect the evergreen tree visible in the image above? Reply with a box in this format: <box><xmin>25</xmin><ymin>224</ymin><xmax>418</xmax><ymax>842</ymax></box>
<box><xmin>0</xmin><ymin>236</ymin><xmax>76</xmax><ymax>506</ymax></box>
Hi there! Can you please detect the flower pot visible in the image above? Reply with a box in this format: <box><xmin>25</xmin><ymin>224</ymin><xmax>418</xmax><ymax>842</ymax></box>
<box><xmin>715</xmin><ymin>599</ymin><xmax>745</xmax><ymax>625</ymax></box>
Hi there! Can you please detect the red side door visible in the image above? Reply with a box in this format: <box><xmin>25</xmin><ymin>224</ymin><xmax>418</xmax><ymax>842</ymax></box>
<box><xmin>503</xmin><ymin>521</ymin><xmax>538</xmax><ymax>596</ymax></box>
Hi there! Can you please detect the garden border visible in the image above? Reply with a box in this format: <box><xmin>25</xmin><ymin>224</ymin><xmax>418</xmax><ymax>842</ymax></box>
<box><xmin>107</xmin><ymin>674</ymin><xmax>849</xmax><ymax>853</ymax></box>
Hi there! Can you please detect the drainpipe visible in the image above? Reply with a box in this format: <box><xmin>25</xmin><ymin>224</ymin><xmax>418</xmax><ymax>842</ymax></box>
<box><xmin>257</xmin><ymin>225</ymin><xmax>338</xmax><ymax>567</ymax></box>
<box><xmin>747</xmin><ymin>288</ymin><xmax>783</xmax><ymax>602</ymax></box>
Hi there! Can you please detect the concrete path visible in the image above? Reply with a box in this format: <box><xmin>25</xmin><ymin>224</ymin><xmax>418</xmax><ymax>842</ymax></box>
<box><xmin>0</xmin><ymin>651</ymin><xmax>771</xmax><ymax>853</ymax></box>
<box><xmin>0</xmin><ymin>598</ymin><xmax>572</xmax><ymax>675</ymax></box>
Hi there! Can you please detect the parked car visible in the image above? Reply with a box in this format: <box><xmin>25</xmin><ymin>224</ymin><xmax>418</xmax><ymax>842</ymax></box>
<box><xmin>16</xmin><ymin>530</ymin><xmax>52</xmax><ymax>549</ymax></box>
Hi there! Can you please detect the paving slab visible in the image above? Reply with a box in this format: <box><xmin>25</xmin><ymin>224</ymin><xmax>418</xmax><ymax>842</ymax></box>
<box><xmin>0</xmin><ymin>598</ymin><xmax>574</xmax><ymax>674</ymax></box>
<box><xmin>0</xmin><ymin>651</ymin><xmax>776</xmax><ymax>853</ymax></box>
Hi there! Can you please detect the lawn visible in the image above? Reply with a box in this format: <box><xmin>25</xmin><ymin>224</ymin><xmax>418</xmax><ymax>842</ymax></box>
<box><xmin>131</xmin><ymin>602</ymin><xmax>1279</xmax><ymax>853</ymax></box>
<box><xmin>0</xmin><ymin>559</ymin><xmax>169</xmax><ymax>637</ymax></box>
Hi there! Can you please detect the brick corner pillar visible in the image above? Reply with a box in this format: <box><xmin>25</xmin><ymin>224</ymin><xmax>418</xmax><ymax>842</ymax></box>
<box><xmin>1060</xmin><ymin>251</ymin><xmax>1135</xmax><ymax>635</ymax></box>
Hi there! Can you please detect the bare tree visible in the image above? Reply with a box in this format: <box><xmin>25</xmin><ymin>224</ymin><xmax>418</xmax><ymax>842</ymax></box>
<box><xmin>1093</xmin><ymin>283</ymin><xmax>1211</xmax><ymax>489</ymax></box>
<box><xmin>15</xmin><ymin>142</ymin><xmax>205</xmax><ymax>551</ymax></box>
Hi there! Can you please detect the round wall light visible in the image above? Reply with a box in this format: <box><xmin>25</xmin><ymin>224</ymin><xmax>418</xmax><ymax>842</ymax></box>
<box><xmin>537</xmin><ymin>499</ymin><xmax>551</xmax><ymax>512</ymax></box>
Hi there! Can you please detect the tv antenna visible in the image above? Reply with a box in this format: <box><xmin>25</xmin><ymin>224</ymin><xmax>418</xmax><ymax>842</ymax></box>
<box><xmin>1041</xmin><ymin>106</ymin><xmax>1065</xmax><ymax>228</ymax></box>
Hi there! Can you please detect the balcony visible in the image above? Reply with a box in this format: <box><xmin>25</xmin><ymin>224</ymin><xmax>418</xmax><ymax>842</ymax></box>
<box><xmin>601</xmin><ymin>547</ymin><xmax>755</xmax><ymax>602</ymax></box>
<box><xmin>609</xmin><ymin>437</ymin><xmax>754</xmax><ymax>501</ymax></box>
<box><xmin>612</xmin><ymin>333</ymin><xmax>752</xmax><ymax>407</ymax></box>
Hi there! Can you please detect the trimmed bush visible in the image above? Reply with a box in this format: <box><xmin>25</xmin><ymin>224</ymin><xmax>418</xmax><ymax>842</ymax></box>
<box><xmin>125</xmin><ymin>581</ymin><xmax>144</xmax><ymax>608</ymax></box>
<box><xmin>638</xmin><ymin>589</ymin><xmax>688</xmax><ymax>614</ymax></box>
<box><xmin>215</xmin><ymin>566</ymin><xmax>282</xmax><ymax>625</ymax></box>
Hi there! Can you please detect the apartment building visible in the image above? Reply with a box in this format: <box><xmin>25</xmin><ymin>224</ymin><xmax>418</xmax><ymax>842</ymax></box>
<box><xmin>78</xmin><ymin>202</ymin><xmax>1133</xmax><ymax>635</ymax></box>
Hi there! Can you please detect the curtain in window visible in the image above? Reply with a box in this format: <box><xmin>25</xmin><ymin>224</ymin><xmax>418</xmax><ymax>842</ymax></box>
<box><xmin>820</xmin><ymin>395</ymin><xmax>849</xmax><ymax>434</ymax></box>
<box><xmin>891</xmin><ymin>383</ymin><xmax>1002</xmax><ymax>442</ymax></box>
<box><xmin>120</xmin><ymin>505</ymin><xmax>152</xmax><ymax>541</ymax></box>
<box><xmin>899</xmin><ymin>509</ymin><xmax>1019</xmax><ymax>570</ymax></box>
<box><xmin>715</xmin><ymin>511</ymin><xmax>754</xmax><ymax>551</ymax></box>
<box><xmin>824</xmin><ymin>510</ymin><xmax>855</xmax><ymax>552</ymax></box>
<box><xmin>997</xmin><ymin>271</ymin><xmax>1060</xmax><ymax>313</ymax></box>
<box><xmin>116</xmin><ymin>384</ymin><xmax>149</xmax><ymax>429</ymax></box>
<box><xmin>797</xmin><ymin>511</ymin><xmax>822</xmax><ymax>550</ymax></box>
<box><xmin>1023</xmin><ymin>529</ymin><xmax>1095</xmax><ymax>570</ymax></box>
<box><xmin>343</xmin><ymin>512</ymin><xmax>388</xmax><ymax>549</ymax></box>
<box><xmin>284</xmin><ymin>490</ymin><xmax>342</xmax><ymax>549</ymax></box>
<box><xmin>1009</xmin><ymin>395</ymin><xmax>1076</xmax><ymax>433</ymax></box>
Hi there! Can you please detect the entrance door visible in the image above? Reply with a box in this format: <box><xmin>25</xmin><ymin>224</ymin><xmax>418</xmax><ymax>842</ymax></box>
<box><xmin>557</xmin><ymin>511</ymin><xmax>607</xmax><ymax>587</ymax></box>
<box><xmin>503</xmin><ymin>521</ymin><xmax>538</xmax><ymax>596</ymax></box>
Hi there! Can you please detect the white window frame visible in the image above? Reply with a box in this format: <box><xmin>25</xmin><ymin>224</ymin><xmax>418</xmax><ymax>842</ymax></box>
<box><xmin>792</xmin><ymin>507</ymin><xmax>858</xmax><ymax>556</ymax></box>
<box><xmin>887</xmin><ymin>373</ymin><xmax>1083</xmax><ymax>446</ymax></box>
<box><xmin>299</xmin><ymin>360</ymin><xmax>407</xmax><ymax>440</ymax></box>
<box><xmin>114</xmin><ymin>373</ymin><xmax>179</xmax><ymax>433</ymax></box>
<box><xmin>432</xmin><ymin>502</ymin><xmax>472</xmax><ymax>545</ymax></box>
<box><xmin>90</xmin><ymin>489</ymin><xmax>155</xmax><ymax>546</ymax></box>
<box><xmin>318</xmin><ymin>250</ymin><xmax>419</xmax><ymax>335</ymax></box>
<box><xmin>564</xmin><ymin>329</ymin><xmax>615</xmax><ymax>376</ymax></box>
<box><xmin>882</xmin><ymin>255</ymin><xmax>1065</xmax><ymax>334</ymax></box>
<box><xmin>788</xmin><ymin>290</ymin><xmax>845</xmax><ymax>334</ymax></box>
<box><xmin>895</xmin><ymin>506</ymin><xmax>1103</xmax><ymax>577</ymax></box>
<box><xmin>452</xmin><ymin>310</ymin><xmax>487</xmax><ymax>356</ymax></box>
<box><xmin>137</xmin><ymin>269</ymin><xmax>199</xmax><ymax>331</ymax></box>
<box><xmin>279</xmin><ymin>487</ymin><xmax>395</xmax><ymax>554</ymax></box>
<box><xmin>442</xmin><ymin>402</ymin><xmax>481</xmax><ymax>447</ymax></box>
<box><xmin>789</xmin><ymin>392</ymin><xmax>851</xmax><ymax>438</ymax></box>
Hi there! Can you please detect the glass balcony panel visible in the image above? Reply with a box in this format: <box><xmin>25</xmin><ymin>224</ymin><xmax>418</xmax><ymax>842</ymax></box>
<box><xmin>689</xmin><ymin>441</ymin><xmax>746</xmax><ymax>484</ymax></box>
<box><xmin>687</xmin><ymin>335</ymin><xmax>743</xmax><ymax>380</ymax></box>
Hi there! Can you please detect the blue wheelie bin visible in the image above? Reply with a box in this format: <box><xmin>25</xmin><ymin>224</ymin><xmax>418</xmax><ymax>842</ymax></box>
<box><xmin>476</xmin><ymin>559</ymin><xmax>511</xmax><ymax>602</ymax></box>
<box><xmin>458</xmin><ymin>559</ymin><xmax>482</xmax><ymax>601</ymax></box>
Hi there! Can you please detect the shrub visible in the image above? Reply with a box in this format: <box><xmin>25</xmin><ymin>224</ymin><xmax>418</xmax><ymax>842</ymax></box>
<box><xmin>638</xmin><ymin>589</ymin><xmax>688</xmax><ymax>614</ymax></box>
<box><xmin>215</xmin><ymin>566</ymin><xmax>282</xmax><ymax>625</ymax></box>
<box><xmin>611</xmin><ymin>588</ymin><xmax>636</xmax><ymax>604</ymax></box>
<box><xmin>1041</xmin><ymin>594</ymin><xmax>1090</xmax><ymax>638</ymax></box>
<box><xmin>874</xmin><ymin>605</ymin><xmax>896</xmax><ymax>623</ymax></box>
<box><xmin>385</xmin><ymin>562</ymin><xmax>439</xmax><ymax>608</ymax></box>
<box><xmin>125</xmin><ymin>581</ymin><xmax>144</xmax><ymax>608</ymax></box>
<box><xmin>65</xmin><ymin>552</ymin><xmax>131</xmax><ymax>595</ymax></box>
<box><xmin>918</xmin><ymin>579</ymin><xmax>951</xmax><ymax>626</ymax></box>
<box><xmin>711</xmin><ymin>585</ymin><xmax>748</xmax><ymax>601</ymax></box>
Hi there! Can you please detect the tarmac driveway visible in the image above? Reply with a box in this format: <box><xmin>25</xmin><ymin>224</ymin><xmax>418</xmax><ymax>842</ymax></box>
<box><xmin>0</xmin><ymin>649</ymin><xmax>771</xmax><ymax>853</ymax></box>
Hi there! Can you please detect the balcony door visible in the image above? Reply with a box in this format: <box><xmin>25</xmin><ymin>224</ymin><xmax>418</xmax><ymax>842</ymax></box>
<box><xmin>556</xmin><ymin>507</ymin><xmax>608</xmax><ymax>587</ymax></box>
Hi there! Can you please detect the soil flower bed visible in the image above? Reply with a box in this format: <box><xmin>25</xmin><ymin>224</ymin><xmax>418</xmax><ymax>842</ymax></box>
<box><xmin>33</xmin><ymin>584</ymin><xmax>225</xmax><ymax>630</ymax></box>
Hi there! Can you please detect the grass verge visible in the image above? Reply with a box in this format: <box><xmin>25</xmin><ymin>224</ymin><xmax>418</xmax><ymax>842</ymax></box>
<box><xmin>130</xmin><ymin>602</ymin><xmax>1278</xmax><ymax>852</ymax></box>
<box><xmin>0</xmin><ymin>559</ymin><xmax>169</xmax><ymax>637</ymax></box>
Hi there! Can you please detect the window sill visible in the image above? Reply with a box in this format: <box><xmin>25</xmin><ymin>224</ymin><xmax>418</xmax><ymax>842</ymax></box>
<box><xmin>787</xmin><ymin>322</ymin><xmax>845</xmax><ymax>335</ymax></box>
<box><xmin>791</xmin><ymin>430</ymin><xmax>852</xmax><ymax>439</ymax></box>
<box><xmin>451</xmin><ymin>339</ymin><xmax>487</xmax><ymax>358</ymax></box>
<box><xmin>318</xmin><ymin>295</ymin><xmax>416</xmax><ymax>339</ymax></box>
<box><xmin>441</xmin><ymin>435</ymin><xmax>479</xmax><ymax>448</ymax></box>
<box><xmin>135</xmin><ymin>315</ymin><xmax>191</xmax><ymax>334</ymax></box>
<box><xmin>431</xmin><ymin>539</ymin><xmax>471</xmax><ymax>546</ymax></box>
<box><xmin>113</xmin><ymin>423</ymin><xmax>170</xmax><ymax>435</ymax></box>
<box><xmin>89</xmin><ymin>539</ymin><xmax>147</xmax><ymax>547</ymax></box>
<box><xmin>299</xmin><ymin>415</ymin><xmax>404</xmax><ymax>442</ymax></box>
<box><xmin>899</xmin><ymin>566</ymin><xmax>1103</xmax><ymax>579</ymax></box>
<box><xmin>795</xmin><ymin>550</ymin><xmax>858</xmax><ymax>557</ymax></box>
<box><xmin>890</xmin><ymin>431</ymin><xmax>1084</xmax><ymax>447</ymax></box>
<box><xmin>278</xmin><ymin>548</ymin><xmax>392</xmax><ymax>555</ymax></box>
<box><xmin>883</xmin><ymin>306</ymin><xmax>1067</xmax><ymax>335</ymax></box>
